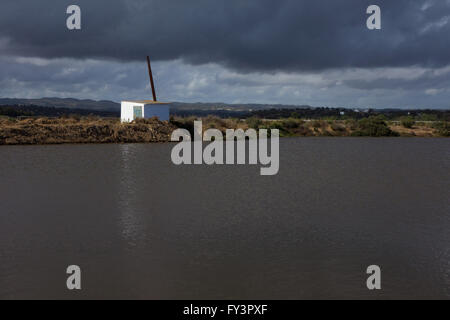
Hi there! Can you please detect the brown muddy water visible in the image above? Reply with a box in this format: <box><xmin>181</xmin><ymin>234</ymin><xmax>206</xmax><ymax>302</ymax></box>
<box><xmin>0</xmin><ymin>138</ymin><xmax>449</xmax><ymax>299</ymax></box>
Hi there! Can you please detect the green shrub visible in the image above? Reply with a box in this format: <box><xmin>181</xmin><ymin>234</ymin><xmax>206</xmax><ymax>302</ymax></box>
<box><xmin>345</xmin><ymin>119</ymin><xmax>358</xmax><ymax>130</ymax></box>
<box><xmin>171</xmin><ymin>116</ymin><xmax>196</xmax><ymax>135</ymax></box>
<box><xmin>257</xmin><ymin>121</ymin><xmax>291</xmax><ymax>137</ymax></box>
<box><xmin>417</xmin><ymin>114</ymin><xmax>438</xmax><ymax>122</ymax></box>
<box><xmin>204</xmin><ymin>115</ymin><xmax>226</xmax><ymax>128</ymax></box>
<box><xmin>435</xmin><ymin>122</ymin><xmax>450</xmax><ymax>137</ymax></box>
<box><xmin>352</xmin><ymin>116</ymin><xmax>399</xmax><ymax>137</ymax></box>
<box><xmin>268</xmin><ymin>122</ymin><xmax>284</xmax><ymax>130</ymax></box>
<box><xmin>374</xmin><ymin>114</ymin><xmax>388</xmax><ymax>121</ymax></box>
<box><xmin>246</xmin><ymin>117</ymin><xmax>263</xmax><ymax>129</ymax></box>
<box><xmin>291</xmin><ymin>112</ymin><xmax>300</xmax><ymax>119</ymax></box>
<box><xmin>331</xmin><ymin>123</ymin><xmax>345</xmax><ymax>132</ymax></box>
<box><xmin>281</xmin><ymin>118</ymin><xmax>300</xmax><ymax>129</ymax></box>
<box><xmin>312</xmin><ymin>120</ymin><xmax>322</xmax><ymax>128</ymax></box>
<box><xmin>401</xmin><ymin>116</ymin><xmax>415</xmax><ymax>128</ymax></box>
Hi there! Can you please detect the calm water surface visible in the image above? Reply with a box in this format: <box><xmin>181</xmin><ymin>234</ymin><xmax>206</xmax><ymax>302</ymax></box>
<box><xmin>0</xmin><ymin>138</ymin><xmax>449</xmax><ymax>299</ymax></box>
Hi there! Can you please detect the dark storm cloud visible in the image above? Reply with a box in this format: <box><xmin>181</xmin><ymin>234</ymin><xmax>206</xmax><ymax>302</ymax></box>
<box><xmin>344</xmin><ymin>67</ymin><xmax>450</xmax><ymax>91</ymax></box>
<box><xmin>0</xmin><ymin>0</ymin><xmax>449</xmax><ymax>72</ymax></box>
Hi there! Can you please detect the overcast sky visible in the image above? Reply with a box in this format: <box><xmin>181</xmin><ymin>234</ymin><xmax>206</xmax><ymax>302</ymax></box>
<box><xmin>1</xmin><ymin>0</ymin><xmax>449</xmax><ymax>109</ymax></box>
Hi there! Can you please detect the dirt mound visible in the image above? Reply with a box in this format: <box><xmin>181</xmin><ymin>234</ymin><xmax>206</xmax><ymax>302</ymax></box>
<box><xmin>0</xmin><ymin>117</ymin><xmax>177</xmax><ymax>145</ymax></box>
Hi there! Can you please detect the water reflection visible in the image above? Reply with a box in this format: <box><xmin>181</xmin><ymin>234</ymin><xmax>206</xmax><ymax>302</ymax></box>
<box><xmin>0</xmin><ymin>139</ymin><xmax>449</xmax><ymax>299</ymax></box>
<box><xmin>117</xmin><ymin>144</ymin><xmax>146</xmax><ymax>247</ymax></box>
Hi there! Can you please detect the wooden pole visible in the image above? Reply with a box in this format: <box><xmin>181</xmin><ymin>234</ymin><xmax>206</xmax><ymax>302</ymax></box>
<box><xmin>147</xmin><ymin>56</ymin><xmax>157</xmax><ymax>101</ymax></box>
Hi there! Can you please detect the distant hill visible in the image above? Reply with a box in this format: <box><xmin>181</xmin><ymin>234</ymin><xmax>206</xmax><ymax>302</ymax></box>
<box><xmin>0</xmin><ymin>97</ymin><xmax>308</xmax><ymax>112</ymax></box>
<box><xmin>171</xmin><ymin>102</ymin><xmax>307</xmax><ymax>111</ymax></box>
<box><xmin>0</xmin><ymin>98</ymin><xmax>120</xmax><ymax>112</ymax></box>
<box><xmin>0</xmin><ymin>105</ymin><xmax>119</xmax><ymax>118</ymax></box>
<box><xmin>0</xmin><ymin>97</ymin><xmax>448</xmax><ymax>121</ymax></box>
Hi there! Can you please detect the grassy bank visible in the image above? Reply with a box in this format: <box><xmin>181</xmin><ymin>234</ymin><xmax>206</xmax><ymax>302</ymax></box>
<box><xmin>0</xmin><ymin>115</ymin><xmax>448</xmax><ymax>145</ymax></box>
<box><xmin>0</xmin><ymin>116</ymin><xmax>176</xmax><ymax>145</ymax></box>
<box><xmin>173</xmin><ymin>115</ymin><xmax>449</xmax><ymax>138</ymax></box>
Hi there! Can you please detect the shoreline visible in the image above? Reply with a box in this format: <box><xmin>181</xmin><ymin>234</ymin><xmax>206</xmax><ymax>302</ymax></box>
<box><xmin>1</xmin><ymin>116</ymin><xmax>448</xmax><ymax>146</ymax></box>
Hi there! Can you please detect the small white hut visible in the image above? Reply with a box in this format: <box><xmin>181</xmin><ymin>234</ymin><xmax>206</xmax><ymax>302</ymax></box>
<box><xmin>121</xmin><ymin>56</ymin><xmax>170</xmax><ymax>123</ymax></box>
<box><xmin>121</xmin><ymin>100</ymin><xmax>170</xmax><ymax>122</ymax></box>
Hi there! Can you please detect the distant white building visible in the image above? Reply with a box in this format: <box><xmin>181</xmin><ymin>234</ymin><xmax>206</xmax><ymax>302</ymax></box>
<box><xmin>121</xmin><ymin>100</ymin><xmax>170</xmax><ymax>122</ymax></box>
<box><xmin>120</xmin><ymin>56</ymin><xmax>170</xmax><ymax>123</ymax></box>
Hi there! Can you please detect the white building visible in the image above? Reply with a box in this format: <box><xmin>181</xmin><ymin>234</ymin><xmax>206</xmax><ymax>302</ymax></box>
<box><xmin>121</xmin><ymin>100</ymin><xmax>170</xmax><ymax>123</ymax></box>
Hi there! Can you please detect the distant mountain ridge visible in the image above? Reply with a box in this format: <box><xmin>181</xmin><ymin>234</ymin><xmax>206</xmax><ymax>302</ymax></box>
<box><xmin>0</xmin><ymin>97</ymin><xmax>120</xmax><ymax>111</ymax></box>
<box><xmin>2</xmin><ymin>97</ymin><xmax>447</xmax><ymax>114</ymax></box>
<box><xmin>1</xmin><ymin>97</ymin><xmax>448</xmax><ymax>121</ymax></box>
<box><xmin>0</xmin><ymin>97</ymin><xmax>309</xmax><ymax>112</ymax></box>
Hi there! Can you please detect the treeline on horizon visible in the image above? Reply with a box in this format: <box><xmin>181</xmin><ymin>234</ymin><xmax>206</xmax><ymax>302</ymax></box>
<box><xmin>249</xmin><ymin>107</ymin><xmax>450</xmax><ymax>121</ymax></box>
<box><xmin>160</xmin><ymin>107</ymin><xmax>450</xmax><ymax>121</ymax></box>
<box><xmin>1</xmin><ymin>104</ymin><xmax>449</xmax><ymax>121</ymax></box>
<box><xmin>0</xmin><ymin>104</ymin><xmax>118</xmax><ymax>118</ymax></box>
